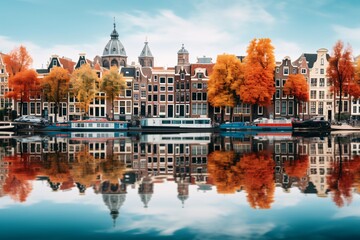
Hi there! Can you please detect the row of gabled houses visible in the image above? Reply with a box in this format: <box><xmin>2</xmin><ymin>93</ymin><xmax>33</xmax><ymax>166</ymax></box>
<box><xmin>0</xmin><ymin>23</ymin><xmax>358</xmax><ymax>122</ymax></box>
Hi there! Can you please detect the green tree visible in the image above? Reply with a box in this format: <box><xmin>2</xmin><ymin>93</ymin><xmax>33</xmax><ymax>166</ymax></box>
<box><xmin>101</xmin><ymin>66</ymin><xmax>126</xmax><ymax>120</ymax></box>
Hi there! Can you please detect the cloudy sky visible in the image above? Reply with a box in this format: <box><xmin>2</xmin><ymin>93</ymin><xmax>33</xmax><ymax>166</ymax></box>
<box><xmin>1</xmin><ymin>0</ymin><xmax>359</xmax><ymax>68</ymax></box>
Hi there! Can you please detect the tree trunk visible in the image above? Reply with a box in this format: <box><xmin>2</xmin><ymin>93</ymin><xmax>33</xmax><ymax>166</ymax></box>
<box><xmin>230</xmin><ymin>107</ymin><xmax>234</xmax><ymax>122</ymax></box>
<box><xmin>338</xmin><ymin>87</ymin><xmax>342</xmax><ymax>122</ymax></box>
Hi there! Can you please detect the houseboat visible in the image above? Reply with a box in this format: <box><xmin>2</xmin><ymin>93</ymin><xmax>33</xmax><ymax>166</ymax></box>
<box><xmin>140</xmin><ymin>117</ymin><xmax>213</xmax><ymax>131</ymax></box>
<box><xmin>140</xmin><ymin>132</ymin><xmax>212</xmax><ymax>144</ymax></box>
<box><xmin>0</xmin><ymin>121</ymin><xmax>15</xmax><ymax>131</ymax></box>
<box><xmin>220</xmin><ymin>118</ymin><xmax>292</xmax><ymax>131</ymax></box>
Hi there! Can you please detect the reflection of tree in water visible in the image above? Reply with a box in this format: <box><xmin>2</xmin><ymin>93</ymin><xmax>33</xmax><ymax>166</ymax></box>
<box><xmin>3</xmin><ymin>155</ymin><xmax>40</xmax><ymax>202</ymax></box>
<box><xmin>208</xmin><ymin>150</ymin><xmax>275</xmax><ymax>209</ymax></box>
<box><xmin>208</xmin><ymin>151</ymin><xmax>241</xmax><ymax>194</ymax></box>
<box><xmin>239</xmin><ymin>151</ymin><xmax>275</xmax><ymax>209</ymax></box>
<box><xmin>70</xmin><ymin>145</ymin><xmax>100</xmax><ymax>193</ymax></box>
<box><xmin>284</xmin><ymin>155</ymin><xmax>309</xmax><ymax>179</ymax></box>
<box><xmin>42</xmin><ymin>151</ymin><xmax>73</xmax><ymax>191</ymax></box>
<box><xmin>327</xmin><ymin>137</ymin><xmax>360</xmax><ymax>207</ymax></box>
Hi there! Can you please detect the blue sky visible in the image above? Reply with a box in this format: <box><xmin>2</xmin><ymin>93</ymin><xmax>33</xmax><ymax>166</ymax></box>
<box><xmin>1</xmin><ymin>0</ymin><xmax>360</xmax><ymax>68</ymax></box>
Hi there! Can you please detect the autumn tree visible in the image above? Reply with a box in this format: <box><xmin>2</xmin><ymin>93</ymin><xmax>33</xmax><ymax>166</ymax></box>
<box><xmin>70</xmin><ymin>64</ymin><xmax>99</xmax><ymax>117</ymax></box>
<box><xmin>41</xmin><ymin>67</ymin><xmax>70</xmax><ymax>122</ymax></box>
<box><xmin>283</xmin><ymin>74</ymin><xmax>309</xmax><ymax>117</ymax></box>
<box><xmin>6</xmin><ymin>69</ymin><xmax>40</xmax><ymax>115</ymax></box>
<box><xmin>239</xmin><ymin>151</ymin><xmax>275</xmax><ymax>209</ymax></box>
<box><xmin>348</xmin><ymin>57</ymin><xmax>360</xmax><ymax>100</ymax></box>
<box><xmin>208</xmin><ymin>54</ymin><xmax>244</xmax><ymax>123</ymax></box>
<box><xmin>239</xmin><ymin>38</ymin><xmax>275</xmax><ymax>119</ymax></box>
<box><xmin>208</xmin><ymin>150</ymin><xmax>242</xmax><ymax>194</ymax></box>
<box><xmin>284</xmin><ymin>155</ymin><xmax>309</xmax><ymax>179</ymax></box>
<box><xmin>327</xmin><ymin>40</ymin><xmax>354</xmax><ymax>122</ymax></box>
<box><xmin>3</xmin><ymin>45</ymin><xmax>32</xmax><ymax>79</ymax></box>
<box><xmin>101</xmin><ymin>66</ymin><xmax>126</xmax><ymax>120</ymax></box>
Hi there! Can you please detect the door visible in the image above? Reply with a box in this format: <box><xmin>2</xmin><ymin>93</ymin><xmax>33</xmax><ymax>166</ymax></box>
<box><xmin>141</xmin><ymin>101</ymin><xmax>146</xmax><ymax>116</ymax></box>
<box><xmin>180</xmin><ymin>105</ymin><xmax>185</xmax><ymax>117</ymax></box>
<box><xmin>168</xmin><ymin>105</ymin><xmax>174</xmax><ymax>118</ymax></box>
<box><xmin>328</xmin><ymin>110</ymin><xmax>332</xmax><ymax>122</ymax></box>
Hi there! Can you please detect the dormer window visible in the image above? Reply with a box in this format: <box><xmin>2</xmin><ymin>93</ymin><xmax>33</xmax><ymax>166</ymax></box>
<box><xmin>181</xmin><ymin>73</ymin><xmax>185</xmax><ymax>80</ymax></box>
<box><xmin>53</xmin><ymin>59</ymin><xmax>57</xmax><ymax>66</ymax></box>
<box><xmin>197</xmin><ymin>72</ymin><xmax>203</xmax><ymax>79</ymax></box>
<box><xmin>80</xmin><ymin>60</ymin><xmax>85</xmax><ymax>65</ymax></box>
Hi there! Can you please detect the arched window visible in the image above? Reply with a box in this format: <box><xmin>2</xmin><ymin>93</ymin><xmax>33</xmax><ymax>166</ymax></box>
<box><xmin>111</xmin><ymin>59</ymin><xmax>118</xmax><ymax>67</ymax></box>
<box><xmin>103</xmin><ymin>60</ymin><xmax>109</xmax><ymax>69</ymax></box>
<box><xmin>120</xmin><ymin>60</ymin><xmax>126</xmax><ymax>67</ymax></box>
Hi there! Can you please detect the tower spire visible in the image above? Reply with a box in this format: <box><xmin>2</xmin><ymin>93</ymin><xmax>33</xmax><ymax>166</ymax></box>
<box><xmin>113</xmin><ymin>17</ymin><xmax>116</xmax><ymax>30</ymax></box>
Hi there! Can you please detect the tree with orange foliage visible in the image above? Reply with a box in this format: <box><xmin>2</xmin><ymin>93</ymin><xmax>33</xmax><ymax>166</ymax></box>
<box><xmin>327</xmin><ymin>138</ymin><xmax>360</xmax><ymax>207</ymax></box>
<box><xmin>327</xmin><ymin>41</ymin><xmax>354</xmax><ymax>122</ymax></box>
<box><xmin>3</xmin><ymin>45</ymin><xmax>32</xmax><ymax>79</ymax></box>
<box><xmin>70</xmin><ymin>64</ymin><xmax>100</xmax><ymax>117</ymax></box>
<box><xmin>6</xmin><ymin>69</ymin><xmax>40</xmax><ymax>115</ymax></box>
<box><xmin>3</xmin><ymin>155</ymin><xmax>41</xmax><ymax>202</ymax></box>
<box><xmin>208</xmin><ymin>54</ymin><xmax>244</xmax><ymax>122</ymax></box>
<box><xmin>41</xmin><ymin>67</ymin><xmax>70</xmax><ymax>122</ymax></box>
<box><xmin>239</xmin><ymin>38</ymin><xmax>275</xmax><ymax>119</ymax></box>
<box><xmin>284</xmin><ymin>155</ymin><xmax>309</xmax><ymax>179</ymax></box>
<box><xmin>283</xmin><ymin>74</ymin><xmax>309</xmax><ymax>117</ymax></box>
<box><xmin>239</xmin><ymin>151</ymin><xmax>275</xmax><ymax>209</ymax></box>
<box><xmin>348</xmin><ymin>57</ymin><xmax>360</xmax><ymax>100</ymax></box>
<box><xmin>207</xmin><ymin>150</ymin><xmax>242</xmax><ymax>194</ymax></box>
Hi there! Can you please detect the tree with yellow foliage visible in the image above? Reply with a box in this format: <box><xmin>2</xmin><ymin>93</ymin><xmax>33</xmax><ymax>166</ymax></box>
<box><xmin>239</xmin><ymin>38</ymin><xmax>275</xmax><ymax>119</ymax></box>
<box><xmin>41</xmin><ymin>67</ymin><xmax>70</xmax><ymax>122</ymax></box>
<box><xmin>208</xmin><ymin>54</ymin><xmax>243</xmax><ymax>122</ymax></box>
<box><xmin>70</xmin><ymin>64</ymin><xmax>99</xmax><ymax>117</ymax></box>
<box><xmin>101</xmin><ymin>66</ymin><xmax>126</xmax><ymax>120</ymax></box>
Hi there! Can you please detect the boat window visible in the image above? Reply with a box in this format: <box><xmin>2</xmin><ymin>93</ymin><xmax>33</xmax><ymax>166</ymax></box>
<box><xmin>162</xmin><ymin>120</ymin><xmax>171</xmax><ymax>124</ymax></box>
<box><xmin>172</xmin><ymin>120</ymin><xmax>181</xmax><ymax>124</ymax></box>
<box><xmin>183</xmin><ymin>120</ymin><xmax>194</xmax><ymax>124</ymax></box>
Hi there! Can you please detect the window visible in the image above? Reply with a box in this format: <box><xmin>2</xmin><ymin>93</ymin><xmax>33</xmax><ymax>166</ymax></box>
<box><xmin>275</xmin><ymin>101</ymin><xmax>280</xmax><ymax>114</ymax></box>
<box><xmin>160</xmin><ymin>77</ymin><xmax>166</xmax><ymax>84</ymax></box>
<box><xmin>318</xmin><ymin>102</ymin><xmax>324</xmax><ymax>115</ymax></box>
<box><xmin>321</xmin><ymin>58</ymin><xmax>324</xmax><ymax>65</ymax></box>
<box><xmin>276</xmin><ymin>89</ymin><xmax>280</xmax><ymax>99</ymax></box>
<box><xmin>276</xmin><ymin>79</ymin><xmax>280</xmax><ymax>87</ymax></box>
<box><xmin>319</xmin><ymin>78</ymin><xmax>325</xmax><ymax>86</ymax></box>
<box><xmin>141</xmin><ymin>91</ymin><xmax>146</xmax><ymax>98</ymax></box>
<box><xmin>153</xmin><ymin>95</ymin><xmax>158</xmax><ymax>101</ymax></box>
<box><xmin>168</xmin><ymin>77</ymin><xmax>174</xmax><ymax>84</ymax></box>
<box><xmin>319</xmin><ymin>91</ymin><xmax>325</xmax><ymax>99</ymax></box>
<box><xmin>258</xmin><ymin>106</ymin><xmax>263</xmax><ymax>115</ymax></box>
<box><xmin>293</xmin><ymin>68</ymin><xmax>297</xmax><ymax>74</ymax></box>
<box><xmin>181</xmin><ymin>73</ymin><xmax>185</xmax><ymax>80</ymax></box>
<box><xmin>320</xmin><ymin>69</ymin><xmax>324</xmax><ymax>74</ymax></box>
<box><xmin>288</xmin><ymin>101</ymin><xmax>294</xmax><ymax>115</ymax></box>
<box><xmin>153</xmin><ymin>85</ymin><xmax>158</xmax><ymax>92</ymax></box>
<box><xmin>276</xmin><ymin>67</ymin><xmax>279</xmax><ymax>73</ymax></box>
<box><xmin>168</xmin><ymin>95</ymin><xmax>173</xmax><ymax>101</ymax></box>
<box><xmin>147</xmin><ymin>95</ymin><xmax>152</xmax><ymax>101</ymax></box>
<box><xmin>134</xmin><ymin>84</ymin><xmax>139</xmax><ymax>90</ymax></box>
<box><xmin>154</xmin><ymin>75</ymin><xmax>158</xmax><ymax>82</ymax></box>
<box><xmin>53</xmin><ymin>59</ymin><xmax>57</xmax><ymax>66</ymax></box>
<box><xmin>281</xmin><ymin>101</ymin><xmax>287</xmax><ymax>115</ymax></box>
<box><xmin>353</xmin><ymin>106</ymin><xmax>357</xmax><ymax>114</ymax></box>
<box><xmin>160</xmin><ymin>95</ymin><xmax>166</xmax><ymax>102</ymax></box>
<box><xmin>126</xmin><ymin>89</ymin><xmax>132</xmax><ymax>97</ymax></box>
<box><xmin>301</xmin><ymin>68</ymin><xmax>306</xmax><ymax>74</ymax></box>
<box><xmin>310</xmin><ymin>101</ymin><xmax>316</xmax><ymax>114</ymax></box>
<box><xmin>148</xmin><ymin>85</ymin><xmax>152</xmax><ymax>92</ymax></box>
<box><xmin>311</xmin><ymin>78</ymin><xmax>317</xmax><ymax>87</ymax></box>
<box><xmin>160</xmin><ymin>86</ymin><xmax>166</xmax><ymax>92</ymax></box>
<box><xmin>283</xmin><ymin>67</ymin><xmax>289</xmax><ymax>75</ymax></box>
<box><xmin>282</xmin><ymin>79</ymin><xmax>286</xmax><ymax>87</ymax></box>
<box><xmin>311</xmin><ymin>90</ymin><xmax>316</xmax><ymax>99</ymax></box>
<box><xmin>168</xmin><ymin>86</ymin><xmax>173</xmax><ymax>92</ymax></box>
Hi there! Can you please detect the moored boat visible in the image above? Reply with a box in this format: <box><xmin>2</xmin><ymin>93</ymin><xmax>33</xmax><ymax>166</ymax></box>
<box><xmin>292</xmin><ymin>116</ymin><xmax>331</xmax><ymax>131</ymax></box>
<box><xmin>220</xmin><ymin>118</ymin><xmax>292</xmax><ymax>131</ymax></box>
<box><xmin>140</xmin><ymin>117</ymin><xmax>213</xmax><ymax>130</ymax></box>
<box><xmin>0</xmin><ymin>121</ymin><xmax>15</xmax><ymax>131</ymax></box>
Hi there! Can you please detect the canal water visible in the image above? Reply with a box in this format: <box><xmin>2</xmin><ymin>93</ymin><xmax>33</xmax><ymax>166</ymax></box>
<box><xmin>1</xmin><ymin>131</ymin><xmax>360</xmax><ymax>239</ymax></box>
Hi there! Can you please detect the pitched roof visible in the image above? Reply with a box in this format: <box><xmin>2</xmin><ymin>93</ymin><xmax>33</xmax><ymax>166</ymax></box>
<box><xmin>303</xmin><ymin>53</ymin><xmax>317</xmax><ymax>68</ymax></box>
<box><xmin>59</xmin><ymin>57</ymin><xmax>76</xmax><ymax>73</ymax></box>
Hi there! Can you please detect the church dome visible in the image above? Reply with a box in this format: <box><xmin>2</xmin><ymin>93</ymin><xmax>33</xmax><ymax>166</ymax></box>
<box><xmin>103</xmin><ymin>23</ymin><xmax>127</xmax><ymax>57</ymax></box>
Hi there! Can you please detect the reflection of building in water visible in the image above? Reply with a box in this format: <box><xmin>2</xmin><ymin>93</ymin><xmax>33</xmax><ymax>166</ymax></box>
<box><xmin>0</xmin><ymin>141</ymin><xmax>12</xmax><ymax>197</ymax></box>
<box><xmin>138</xmin><ymin>176</ymin><xmax>153</xmax><ymax>208</ymax></box>
<box><xmin>97</xmin><ymin>181</ymin><xmax>127</xmax><ymax>226</ymax></box>
<box><xmin>272</xmin><ymin>137</ymin><xmax>299</xmax><ymax>191</ymax></box>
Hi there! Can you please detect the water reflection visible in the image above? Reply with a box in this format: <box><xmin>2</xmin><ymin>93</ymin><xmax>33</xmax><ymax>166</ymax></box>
<box><xmin>1</xmin><ymin>132</ymin><xmax>360</xmax><ymax>238</ymax></box>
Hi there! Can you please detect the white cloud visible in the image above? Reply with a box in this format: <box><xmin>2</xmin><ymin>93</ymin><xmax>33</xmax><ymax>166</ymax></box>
<box><xmin>333</xmin><ymin>25</ymin><xmax>360</xmax><ymax>41</ymax></box>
